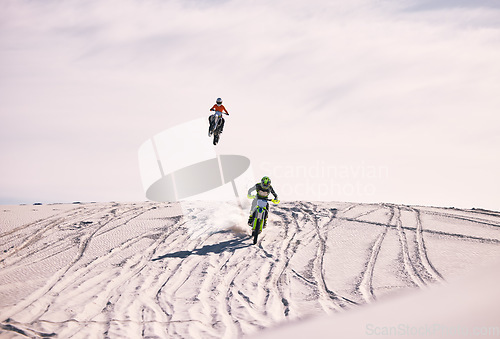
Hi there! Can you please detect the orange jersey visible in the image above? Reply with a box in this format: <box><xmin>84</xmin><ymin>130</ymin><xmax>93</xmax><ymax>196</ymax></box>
<box><xmin>211</xmin><ymin>104</ymin><xmax>228</xmax><ymax>114</ymax></box>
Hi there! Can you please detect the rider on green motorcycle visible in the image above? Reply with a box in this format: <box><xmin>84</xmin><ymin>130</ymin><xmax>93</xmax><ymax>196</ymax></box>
<box><xmin>247</xmin><ymin>176</ymin><xmax>279</xmax><ymax>227</ymax></box>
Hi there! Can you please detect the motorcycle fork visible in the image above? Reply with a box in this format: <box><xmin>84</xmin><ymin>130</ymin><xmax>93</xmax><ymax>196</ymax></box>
<box><xmin>253</xmin><ymin>207</ymin><xmax>266</xmax><ymax>232</ymax></box>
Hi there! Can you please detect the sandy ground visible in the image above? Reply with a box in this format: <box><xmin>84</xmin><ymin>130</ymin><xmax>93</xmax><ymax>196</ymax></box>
<box><xmin>1</xmin><ymin>201</ymin><xmax>499</xmax><ymax>338</ymax></box>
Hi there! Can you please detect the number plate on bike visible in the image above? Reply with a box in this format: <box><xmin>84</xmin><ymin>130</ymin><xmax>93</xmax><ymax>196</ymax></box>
<box><xmin>257</xmin><ymin>200</ymin><xmax>267</xmax><ymax>208</ymax></box>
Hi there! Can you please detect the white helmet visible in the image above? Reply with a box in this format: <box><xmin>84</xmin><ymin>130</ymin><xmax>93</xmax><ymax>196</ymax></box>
<box><xmin>216</xmin><ymin>98</ymin><xmax>223</xmax><ymax>105</ymax></box>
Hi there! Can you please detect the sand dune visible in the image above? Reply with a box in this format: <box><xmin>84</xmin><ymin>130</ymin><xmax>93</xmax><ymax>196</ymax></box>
<box><xmin>1</xmin><ymin>201</ymin><xmax>499</xmax><ymax>338</ymax></box>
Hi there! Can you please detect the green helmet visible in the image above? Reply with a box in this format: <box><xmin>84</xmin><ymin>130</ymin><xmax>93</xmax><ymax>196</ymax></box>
<box><xmin>261</xmin><ymin>176</ymin><xmax>271</xmax><ymax>188</ymax></box>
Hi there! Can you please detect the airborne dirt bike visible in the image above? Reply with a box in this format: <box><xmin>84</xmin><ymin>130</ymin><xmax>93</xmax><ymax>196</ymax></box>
<box><xmin>208</xmin><ymin>112</ymin><xmax>228</xmax><ymax>145</ymax></box>
<box><xmin>248</xmin><ymin>196</ymin><xmax>280</xmax><ymax>245</ymax></box>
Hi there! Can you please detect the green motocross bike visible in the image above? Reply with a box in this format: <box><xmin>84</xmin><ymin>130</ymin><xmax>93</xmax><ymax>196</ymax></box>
<box><xmin>248</xmin><ymin>196</ymin><xmax>280</xmax><ymax>245</ymax></box>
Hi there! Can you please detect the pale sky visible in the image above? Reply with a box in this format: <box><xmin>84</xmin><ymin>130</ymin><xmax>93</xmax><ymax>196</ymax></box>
<box><xmin>1</xmin><ymin>0</ymin><xmax>499</xmax><ymax>210</ymax></box>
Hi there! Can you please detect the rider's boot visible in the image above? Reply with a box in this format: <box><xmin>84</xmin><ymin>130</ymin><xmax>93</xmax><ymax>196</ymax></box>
<box><xmin>263</xmin><ymin>210</ymin><xmax>269</xmax><ymax>228</ymax></box>
<box><xmin>208</xmin><ymin>121</ymin><xmax>214</xmax><ymax>136</ymax></box>
<box><xmin>248</xmin><ymin>215</ymin><xmax>254</xmax><ymax>227</ymax></box>
<box><xmin>208</xmin><ymin>116</ymin><xmax>214</xmax><ymax>136</ymax></box>
<box><xmin>219</xmin><ymin>119</ymin><xmax>225</xmax><ymax>134</ymax></box>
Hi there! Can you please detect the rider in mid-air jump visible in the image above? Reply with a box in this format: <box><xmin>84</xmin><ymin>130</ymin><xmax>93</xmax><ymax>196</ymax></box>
<box><xmin>247</xmin><ymin>176</ymin><xmax>279</xmax><ymax>227</ymax></box>
<box><xmin>208</xmin><ymin>98</ymin><xmax>229</xmax><ymax>135</ymax></box>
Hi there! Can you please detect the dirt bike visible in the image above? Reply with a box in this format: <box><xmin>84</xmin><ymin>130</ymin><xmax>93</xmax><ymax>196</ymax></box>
<box><xmin>208</xmin><ymin>112</ymin><xmax>228</xmax><ymax>145</ymax></box>
<box><xmin>247</xmin><ymin>196</ymin><xmax>280</xmax><ymax>245</ymax></box>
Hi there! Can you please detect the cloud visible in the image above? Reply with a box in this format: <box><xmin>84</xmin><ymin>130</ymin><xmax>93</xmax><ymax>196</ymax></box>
<box><xmin>0</xmin><ymin>0</ymin><xmax>499</xmax><ymax>209</ymax></box>
<box><xmin>400</xmin><ymin>0</ymin><xmax>500</xmax><ymax>12</ymax></box>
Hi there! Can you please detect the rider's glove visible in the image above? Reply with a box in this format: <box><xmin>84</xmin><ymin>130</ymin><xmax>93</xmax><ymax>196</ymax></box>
<box><xmin>247</xmin><ymin>194</ymin><xmax>255</xmax><ymax>199</ymax></box>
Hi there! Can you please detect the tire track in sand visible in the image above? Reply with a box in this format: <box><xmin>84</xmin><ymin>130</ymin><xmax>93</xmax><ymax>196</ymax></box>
<box><xmin>296</xmin><ymin>202</ymin><xmax>343</xmax><ymax>314</ymax></box>
<box><xmin>359</xmin><ymin>205</ymin><xmax>393</xmax><ymax>303</ymax></box>
<box><xmin>0</xmin><ymin>205</ymin><xmax>149</xmax><ymax>323</ymax></box>
<box><xmin>0</xmin><ymin>205</ymin><xmax>108</xmax><ymax>266</ymax></box>
<box><xmin>411</xmin><ymin>208</ymin><xmax>445</xmax><ymax>284</ymax></box>
<box><xmin>393</xmin><ymin>205</ymin><xmax>426</xmax><ymax>289</ymax></box>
